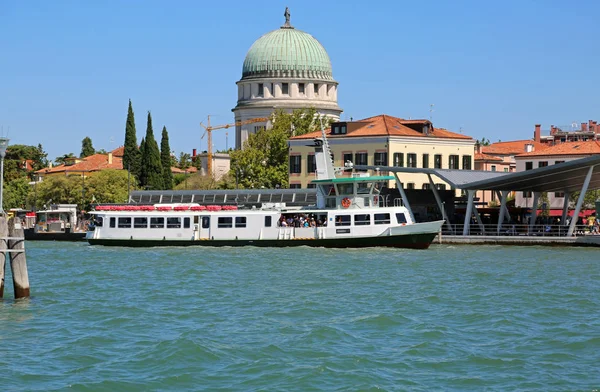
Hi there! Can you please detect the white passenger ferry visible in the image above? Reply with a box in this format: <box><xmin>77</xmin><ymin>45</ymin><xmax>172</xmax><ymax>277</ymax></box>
<box><xmin>87</xmin><ymin>133</ymin><xmax>443</xmax><ymax>249</ymax></box>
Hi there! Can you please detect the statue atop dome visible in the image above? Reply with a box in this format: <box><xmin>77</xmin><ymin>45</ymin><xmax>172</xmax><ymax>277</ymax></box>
<box><xmin>282</xmin><ymin>7</ymin><xmax>293</xmax><ymax>29</ymax></box>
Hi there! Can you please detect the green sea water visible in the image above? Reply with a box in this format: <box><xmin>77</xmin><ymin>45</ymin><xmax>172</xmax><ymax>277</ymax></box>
<box><xmin>0</xmin><ymin>242</ymin><xmax>599</xmax><ymax>391</ymax></box>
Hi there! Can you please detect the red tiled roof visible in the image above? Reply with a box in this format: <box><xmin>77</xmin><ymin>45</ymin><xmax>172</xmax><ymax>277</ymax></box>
<box><xmin>474</xmin><ymin>153</ymin><xmax>503</xmax><ymax>162</ymax></box>
<box><xmin>517</xmin><ymin>140</ymin><xmax>600</xmax><ymax>157</ymax></box>
<box><xmin>482</xmin><ymin>140</ymin><xmax>547</xmax><ymax>155</ymax></box>
<box><xmin>290</xmin><ymin>114</ymin><xmax>473</xmax><ymax>140</ymax></box>
<box><xmin>35</xmin><ymin>152</ymin><xmax>123</xmax><ymax>174</ymax></box>
<box><xmin>111</xmin><ymin>146</ymin><xmax>125</xmax><ymax>157</ymax></box>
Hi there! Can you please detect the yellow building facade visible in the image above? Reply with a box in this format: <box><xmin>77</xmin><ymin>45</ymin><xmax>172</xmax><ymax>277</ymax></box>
<box><xmin>288</xmin><ymin>115</ymin><xmax>475</xmax><ymax>191</ymax></box>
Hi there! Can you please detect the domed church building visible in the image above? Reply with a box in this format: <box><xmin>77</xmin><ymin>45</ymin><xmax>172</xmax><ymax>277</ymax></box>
<box><xmin>233</xmin><ymin>8</ymin><xmax>343</xmax><ymax>149</ymax></box>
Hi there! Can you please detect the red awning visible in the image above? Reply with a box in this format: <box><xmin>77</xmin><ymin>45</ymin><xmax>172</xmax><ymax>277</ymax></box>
<box><xmin>539</xmin><ymin>209</ymin><xmax>595</xmax><ymax>217</ymax></box>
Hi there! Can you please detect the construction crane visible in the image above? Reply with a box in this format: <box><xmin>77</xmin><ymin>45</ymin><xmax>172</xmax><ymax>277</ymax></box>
<box><xmin>200</xmin><ymin>115</ymin><xmax>269</xmax><ymax>177</ymax></box>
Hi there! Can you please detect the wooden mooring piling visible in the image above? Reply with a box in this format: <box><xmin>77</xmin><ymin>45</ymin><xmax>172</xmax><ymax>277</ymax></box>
<box><xmin>0</xmin><ymin>216</ymin><xmax>30</xmax><ymax>299</ymax></box>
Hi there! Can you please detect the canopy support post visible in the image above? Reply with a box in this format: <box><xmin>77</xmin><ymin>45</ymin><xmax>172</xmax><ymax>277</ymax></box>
<box><xmin>561</xmin><ymin>191</ymin><xmax>570</xmax><ymax>226</ymax></box>
<box><xmin>393</xmin><ymin>173</ymin><xmax>415</xmax><ymax>222</ymax></box>
<box><xmin>473</xmin><ymin>203</ymin><xmax>485</xmax><ymax>235</ymax></box>
<box><xmin>529</xmin><ymin>192</ymin><xmax>540</xmax><ymax>234</ymax></box>
<box><xmin>463</xmin><ymin>190</ymin><xmax>475</xmax><ymax>236</ymax></box>
<box><xmin>568</xmin><ymin>166</ymin><xmax>594</xmax><ymax>237</ymax></box>
<box><xmin>496</xmin><ymin>190</ymin><xmax>509</xmax><ymax>235</ymax></box>
<box><xmin>428</xmin><ymin>174</ymin><xmax>452</xmax><ymax>232</ymax></box>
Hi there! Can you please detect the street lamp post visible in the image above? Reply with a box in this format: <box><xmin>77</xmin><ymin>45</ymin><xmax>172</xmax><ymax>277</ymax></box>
<box><xmin>0</xmin><ymin>137</ymin><xmax>9</xmax><ymax>214</ymax></box>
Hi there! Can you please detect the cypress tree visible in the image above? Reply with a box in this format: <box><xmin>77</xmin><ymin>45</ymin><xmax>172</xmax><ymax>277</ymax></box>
<box><xmin>123</xmin><ymin>100</ymin><xmax>141</xmax><ymax>179</ymax></box>
<box><xmin>139</xmin><ymin>137</ymin><xmax>147</xmax><ymax>187</ymax></box>
<box><xmin>141</xmin><ymin>112</ymin><xmax>164</xmax><ymax>190</ymax></box>
<box><xmin>160</xmin><ymin>126</ymin><xmax>174</xmax><ymax>190</ymax></box>
<box><xmin>80</xmin><ymin>137</ymin><xmax>95</xmax><ymax>158</ymax></box>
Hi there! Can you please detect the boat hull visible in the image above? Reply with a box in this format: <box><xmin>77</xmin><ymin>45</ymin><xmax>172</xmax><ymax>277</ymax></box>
<box><xmin>24</xmin><ymin>229</ymin><xmax>87</xmax><ymax>242</ymax></box>
<box><xmin>87</xmin><ymin>231</ymin><xmax>438</xmax><ymax>249</ymax></box>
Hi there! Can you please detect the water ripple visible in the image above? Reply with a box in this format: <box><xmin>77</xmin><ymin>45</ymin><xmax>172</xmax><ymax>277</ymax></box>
<box><xmin>0</xmin><ymin>242</ymin><xmax>599</xmax><ymax>391</ymax></box>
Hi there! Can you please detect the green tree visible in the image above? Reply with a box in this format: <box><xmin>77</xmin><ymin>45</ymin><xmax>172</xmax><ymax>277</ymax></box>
<box><xmin>178</xmin><ymin>152</ymin><xmax>192</xmax><ymax>169</ymax></box>
<box><xmin>123</xmin><ymin>99</ymin><xmax>141</xmax><ymax>179</ymax></box>
<box><xmin>3</xmin><ymin>177</ymin><xmax>32</xmax><ymax>210</ymax></box>
<box><xmin>138</xmin><ymin>137</ymin><xmax>146</xmax><ymax>186</ymax></box>
<box><xmin>569</xmin><ymin>190</ymin><xmax>598</xmax><ymax>210</ymax></box>
<box><xmin>477</xmin><ymin>137</ymin><xmax>491</xmax><ymax>146</ymax></box>
<box><xmin>86</xmin><ymin>170</ymin><xmax>136</xmax><ymax>206</ymax></box>
<box><xmin>160</xmin><ymin>126</ymin><xmax>173</xmax><ymax>190</ymax></box>
<box><xmin>80</xmin><ymin>136</ymin><xmax>95</xmax><ymax>158</ymax></box>
<box><xmin>54</xmin><ymin>153</ymin><xmax>76</xmax><ymax>166</ymax></box>
<box><xmin>229</xmin><ymin>108</ymin><xmax>328</xmax><ymax>189</ymax></box>
<box><xmin>34</xmin><ymin>175</ymin><xmax>82</xmax><ymax>208</ymax></box>
<box><xmin>139</xmin><ymin>112</ymin><xmax>164</xmax><ymax>190</ymax></box>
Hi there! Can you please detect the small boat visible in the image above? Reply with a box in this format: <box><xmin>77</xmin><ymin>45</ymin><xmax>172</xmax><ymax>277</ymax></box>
<box><xmin>24</xmin><ymin>204</ymin><xmax>87</xmax><ymax>241</ymax></box>
<box><xmin>86</xmin><ymin>128</ymin><xmax>444</xmax><ymax>248</ymax></box>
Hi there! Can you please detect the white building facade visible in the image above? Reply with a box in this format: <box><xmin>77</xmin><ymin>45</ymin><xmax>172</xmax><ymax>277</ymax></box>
<box><xmin>232</xmin><ymin>8</ymin><xmax>342</xmax><ymax>149</ymax></box>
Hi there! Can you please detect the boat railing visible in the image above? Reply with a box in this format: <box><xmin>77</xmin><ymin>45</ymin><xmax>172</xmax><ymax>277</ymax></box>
<box><xmin>440</xmin><ymin>223</ymin><xmax>593</xmax><ymax>237</ymax></box>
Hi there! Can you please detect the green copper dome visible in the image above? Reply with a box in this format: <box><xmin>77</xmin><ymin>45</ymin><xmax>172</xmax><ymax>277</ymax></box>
<box><xmin>242</xmin><ymin>26</ymin><xmax>334</xmax><ymax>81</ymax></box>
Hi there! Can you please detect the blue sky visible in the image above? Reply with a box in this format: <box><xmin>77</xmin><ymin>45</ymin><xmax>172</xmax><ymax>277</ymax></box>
<box><xmin>2</xmin><ymin>0</ymin><xmax>599</xmax><ymax>161</ymax></box>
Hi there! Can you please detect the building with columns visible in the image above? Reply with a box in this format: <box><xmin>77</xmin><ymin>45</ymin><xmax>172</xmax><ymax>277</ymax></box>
<box><xmin>232</xmin><ymin>8</ymin><xmax>342</xmax><ymax>149</ymax></box>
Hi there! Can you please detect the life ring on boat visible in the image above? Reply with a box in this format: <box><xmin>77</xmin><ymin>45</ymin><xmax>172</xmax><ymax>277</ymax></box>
<box><xmin>341</xmin><ymin>197</ymin><xmax>351</xmax><ymax>208</ymax></box>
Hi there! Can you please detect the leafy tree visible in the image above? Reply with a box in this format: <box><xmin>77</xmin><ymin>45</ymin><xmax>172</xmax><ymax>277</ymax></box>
<box><xmin>123</xmin><ymin>99</ymin><xmax>141</xmax><ymax>179</ymax></box>
<box><xmin>229</xmin><ymin>108</ymin><xmax>328</xmax><ymax>189</ymax></box>
<box><xmin>139</xmin><ymin>112</ymin><xmax>164</xmax><ymax>190</ymax></box>
<box><xmin>33</xmin><ymin>175</ymin><xmax>82</xmax><ymax>208</ymax></box>
<box><xmin>178</xmin><ymin>152</ymin><xmax>192</xmax><ymax>169</ymax></box>
<box><xmin>80</xmin><ymin>136</ymin><xmax>95</xmax><ymax>157</ymax></box>
<box><xmin>477</xmin><ymin>137</ymin><xmax>491</xmax><ymax>146</ymax></box>
<box><xmin>86</xmin><ymin>169</ymin><xmax>136</xmax><ymax>206</ymax></box>
<box><xmin>569</xmin><ymin>190</ymin><xmax>599</xmax><ymax>210</ymax></box>
<box><xmin>160</xmin><ymin>126</ymin><xmax>173</xmax><ymax>190</ymax></box>
<box><xmin>3</xmin><ymin>177</ymin><xmax>32</xmax><ymax>210</ymax></box>
<box><xmin>173</xmin><ymin>174</ymin><xmax>219</xmax><ymax>190</ymax></box>
<box><xmin>54</xmin><ymin>153</ymin><xmax>76</xmax><ymax>166</ymax></box>
<box><xmin>4</xmin><ymin>144</ymin><xmax>49</xmax><ymax>179</ymax></box>
<box><xmin>138</xmin><ymin>137</ymin><xmax>146</xmax><ymax>185</ymax></box>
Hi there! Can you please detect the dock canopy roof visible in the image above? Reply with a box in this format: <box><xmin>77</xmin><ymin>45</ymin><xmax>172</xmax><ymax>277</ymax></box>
<box><xmin>356</xmin><ymin>154</ymin><xmax>600</xmax><ymax>193</ymax></box>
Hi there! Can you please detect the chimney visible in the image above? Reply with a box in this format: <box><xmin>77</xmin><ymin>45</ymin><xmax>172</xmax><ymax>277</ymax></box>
<box><xmin>108</xmin><ymin>152</ymin><xmax>113</xmax><ymax>165</ymax></box>
<box><xmin>593</xmin><ymin>121</ymin><xmax>598</xmax><ymax>134</ymax></box>
<box><xmin>525</xmin><ymin>143</ymin><xmax>534</xmax><ymax>153</ymax></box>
<box><xmin>582</xmin><ymin>122</ymin><xmax>588</xmax><ymax>132</ymax></box>
<box><xmin>475</xmin><ymin>142</ymin><xmax>482</xmax><ymax>154</ymax></box>
<box><xmin>534</xmin><ymin>124</ymin><xmax>541</xmax><ymax>143</ymax></box>
<box><xmin>192</xmin><ymin>149</ymin><xmax>197</xmax><ymax>157</ymax></box>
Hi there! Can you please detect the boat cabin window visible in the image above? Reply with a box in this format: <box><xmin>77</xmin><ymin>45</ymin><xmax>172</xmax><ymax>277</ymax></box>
<box><xmin>118</xmin><ymin>217</ymin><xmax>132</xmax><ymax>228</ymax></box>
<box><xmin>335</xmin><ymin>215</ymin><xmax>351</xmax><ymax>227</ymax></box>
<box><xmin>337</xmin><ymin>183</ymin><xmax>354</xmax><ymax>196</ymax></box>
<box><xmin>110</xmin><ymin>217</ymin><xmax>116</xmax><ymax>228</ymax></box>
<box><xmin>357</xmin><ymin>182</ymin><xmax>372</xmax><ymax>195</ymax></box>
<box><xmin>95</xmin><ymin>217</ymin><xmax>103</xmax><ymax>227</ymax></box>
<box><xmin>167</xmin><ymin>217</ymin><xmax>181</xmax><ymax>229</ymax></box>
<box><xmin>354</xmin><ymin>214</ymin><xmax>371</xmax><ymax>226</ymax></box>
<box><xmin>150</xmin><ymin>217</ymin><xmax>164</xmax><ymax>228</ymax></box>
<box><xmin>235</xmin><ymin>217</ymin><xmax>246</xmax><ymax>228</ymax></box>
<box><xmin>134</xmin><ymin>217</ymin><xmax>148</xmax><ymax>228</ymax></box>
<box><xmin>218</xmin><ymin>217</ymin><xmax>233</xmax><ymax>228</ymax></box>
<box><xmin>396</xmin><ymin>213</ymin><xmax>407</xmax><ymax>224</ymax></box>
<box><xmin>202</xmin><ymin>216</ymin><xmax>210</xmax><ymax>229</ymax></box>
<box><xmin>184</xmin><ymin>217</ymin><xmax>191</xmax><ymax>229</ymax></box>
<box><xmin>264</xmin><ymin>216</ymin><xmax>272</xmax><ymax>227</ymax></box>
<box><xmin>326</xmin><ymin>185</ymin><xmax>336</xmax><ymax>196</ymax></box>
<box><xmin>374</xmin><ymin>213</ymin><xmax>391</xmax><ymax>225</ymax></box>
